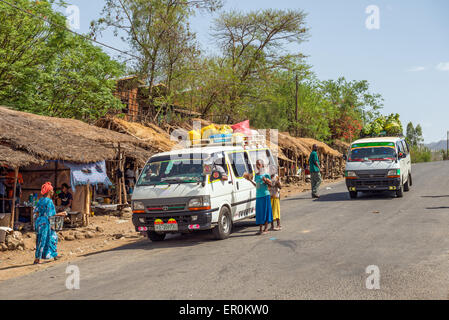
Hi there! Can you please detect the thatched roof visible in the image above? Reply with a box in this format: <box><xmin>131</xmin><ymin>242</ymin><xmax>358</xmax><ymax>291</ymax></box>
<box><xmin>0</xmin><ymin>106</ymin><xmax>152</xmax><ymax>167</ymax></box>
<box><xmin>277</xmin><ymin>132</ymin><xmax>342</xmax><ymax>158</ymax></box>
<box><xmin>0</xmin><ymin>145</ymin><xmax>44</xmax><ymax>168</ymax></box>
<box><xmin>95</xmin><ymin>117</ymin><xmax>175</xmax><ymax>153</ymax></box>
<box><xmin>331</xmin><ymin>139</ymin><xmax>350</xmax><ymax>155</ymax></box>
<box><xmin>297</xmin><ymin>137</ymin><xmax>342</xmax><ymax>157</ymax></box>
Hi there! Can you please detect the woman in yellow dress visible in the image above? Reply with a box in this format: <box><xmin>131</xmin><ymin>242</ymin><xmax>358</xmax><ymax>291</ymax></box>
<box><xmin>270</xmin><ymin>173</ymin><xmax>282</xmax><ymax>231</ymax></box>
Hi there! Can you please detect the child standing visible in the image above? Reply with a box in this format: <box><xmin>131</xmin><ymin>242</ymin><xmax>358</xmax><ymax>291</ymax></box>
<box><xmin>270</xmin><ymin>173</ymin><xmax>282</xmax><ymax>231</ymax></box>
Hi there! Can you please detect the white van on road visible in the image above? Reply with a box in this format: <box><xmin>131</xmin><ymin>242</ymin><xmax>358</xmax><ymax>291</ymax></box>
<box><xmin>131</xmin><ymin>137</ymin><xmax>275</xmax><ymax>241</ymax></box>
<box><xmin>344</xmin><ymin>136</ymin><xmax>412</xmax><ymax>199</ymax></box>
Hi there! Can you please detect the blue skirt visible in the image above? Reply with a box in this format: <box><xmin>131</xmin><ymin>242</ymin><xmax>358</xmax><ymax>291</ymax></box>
<box><xmin>256</xmin><ymin>195</ymin><xmax>273</xmax><ymax>225</ymax></box>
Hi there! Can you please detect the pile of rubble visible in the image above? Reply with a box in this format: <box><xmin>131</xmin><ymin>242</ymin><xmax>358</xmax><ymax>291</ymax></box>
<box><xmin>1</xmin><ymin>231</ymin><xmax>26</xmax><ymax>252</ymax></box>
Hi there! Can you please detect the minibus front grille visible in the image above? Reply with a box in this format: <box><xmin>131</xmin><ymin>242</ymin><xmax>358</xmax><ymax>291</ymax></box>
<box><xmin>355</xmin><ymin>180</ymin><xmax>390</xmax><ymax>187</ymax></box>
<box><xmin>146</xmin><ymin>204</ymin><xmax>186</xmax><ymax>212</ymax></box>
<box><xmin>357</xmin><ymin>173</ymin><xmax>386</xmax><ymax>178</ymax></box>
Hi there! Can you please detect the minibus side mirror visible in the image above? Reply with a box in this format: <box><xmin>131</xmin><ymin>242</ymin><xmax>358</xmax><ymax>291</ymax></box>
<box><xmin>342</xmin><ymin>154</ymin><xmax>347</xmax><ymax>161</ymax></box>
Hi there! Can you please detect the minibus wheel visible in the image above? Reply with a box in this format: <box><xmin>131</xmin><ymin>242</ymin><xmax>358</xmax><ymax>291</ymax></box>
<box><xmin>396</xmin><ymin>184</ymin><xmax>404</xmax><ymax>198</ymax></box>
<box><xmin>349</xmin><ymin>191</ymin><xmax>357</xmax><ymax>199</ymax></box>
<box><xmin>404</xmin><ymin>176</ymin><xmax>410</xmax><ymax>192</ymax></box>
<box><xmin>213</xmin><ymin>206</ymin><xmax>232</xmax><ymax>240</ymax></box>
<box><xmin>147</xmin><ymin>231</ymin><xmax>166</xmax><ymax>242</ymax></box>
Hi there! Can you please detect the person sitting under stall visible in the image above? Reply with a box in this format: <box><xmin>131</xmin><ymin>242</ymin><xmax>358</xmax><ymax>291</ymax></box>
<box><xmin>57</xmin><ymin>183</ymin><xmax>73</xmax><ymax>211</ymax></box>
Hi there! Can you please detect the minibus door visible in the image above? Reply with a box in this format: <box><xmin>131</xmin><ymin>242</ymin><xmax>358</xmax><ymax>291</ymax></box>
<box><xmin>227</xmin><ymin>151</ymin><xmax>256</xmax><ymax>220</ymax></box>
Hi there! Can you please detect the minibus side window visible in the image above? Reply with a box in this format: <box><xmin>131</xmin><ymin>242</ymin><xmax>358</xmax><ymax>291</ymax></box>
<box><xmin>397</xmin><ymin>141</ymin><xmax>404</xmax><ymax>155</ymax></box>
<box><xmin>211</xmin><ymin>152</ymin><xmax>229</xmax><ymax>174</ymax></box>
<box><xmin>229</xmin><ymin>152</ymin><xmax>252</xmax><ymax>177</ymax></box>
<box><xmin>401</xmin><ymin>140</ymin><xmax>409</xmax><ymax>154</ymax></box>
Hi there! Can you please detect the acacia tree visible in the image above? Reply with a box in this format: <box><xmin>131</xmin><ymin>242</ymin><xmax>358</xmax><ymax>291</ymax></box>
<box><xmin>209</xmin><ymin>9</ymin><xmax>309</xmax><ymax>122</ymax></box>
<box><xmin>91</xmin><ymin>0</ymin><xmax>222</xmax><ymax>99</ymax></box>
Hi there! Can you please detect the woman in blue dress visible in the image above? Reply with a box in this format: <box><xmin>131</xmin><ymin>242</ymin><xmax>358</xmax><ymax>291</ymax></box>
<box><xmin>34</xmin><ymin>182</ymin><xmax>64</xmax><ymax>264</ymax></box>
<box><xmin>245</xmin><ymin>160</ymin><xmax>273</xmax><ymax>235</ymax></box>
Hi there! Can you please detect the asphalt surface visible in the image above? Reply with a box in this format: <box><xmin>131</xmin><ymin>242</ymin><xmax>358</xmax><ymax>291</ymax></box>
<box><xmin>2</xmin><ymin>161</ymin><xmax>449</xmax><ymax>300</ymax></box>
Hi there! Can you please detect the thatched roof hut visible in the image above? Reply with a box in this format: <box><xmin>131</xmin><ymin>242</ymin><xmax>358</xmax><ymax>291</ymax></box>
<box><xmin>95</xmin><ymin>117</ymin><xmax>175</xmax><ymax>153</ymax></box>
<box><xmin>0</xmin><ymin>106</ymin><xmax>152</xmax><ymax>167</ymax></box>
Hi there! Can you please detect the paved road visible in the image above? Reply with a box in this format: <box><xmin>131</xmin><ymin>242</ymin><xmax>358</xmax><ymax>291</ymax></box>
<box><xmin>2</xmin><ymin>161</ymin><xmax>449</xmax><ymax>299</ymax></box>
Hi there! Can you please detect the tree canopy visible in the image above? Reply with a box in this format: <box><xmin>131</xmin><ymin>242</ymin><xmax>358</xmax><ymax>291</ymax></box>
<box><xmin>0</xmin><ymin>0</ymin><xmax>124</xmax><ymax>121</ymax></box>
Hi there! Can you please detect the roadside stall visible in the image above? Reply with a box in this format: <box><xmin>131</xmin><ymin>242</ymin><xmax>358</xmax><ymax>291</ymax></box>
<box><xmin>0</xmin><ymin>106</ymin><xmax>156</xmax><ymax>237</ymax></box>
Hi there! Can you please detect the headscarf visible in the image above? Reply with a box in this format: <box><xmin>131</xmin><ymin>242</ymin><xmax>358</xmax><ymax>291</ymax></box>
<box><xmin>41</xmin><ymin>182</ymin><xmax>53</xmax><ymax>195</ymax></box>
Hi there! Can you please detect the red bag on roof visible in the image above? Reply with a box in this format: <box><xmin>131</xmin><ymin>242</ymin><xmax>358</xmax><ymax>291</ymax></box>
<box><xmin>231</xmin><ymin>120</ymin><xmax>251</xmax><ymax>136</ymax></box>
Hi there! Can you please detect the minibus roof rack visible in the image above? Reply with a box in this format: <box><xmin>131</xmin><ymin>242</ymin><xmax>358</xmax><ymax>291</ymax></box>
<box><xmin>185</xmin><ymin>134</ymin><xmax>267</xmax><ymax>149</ymax></box>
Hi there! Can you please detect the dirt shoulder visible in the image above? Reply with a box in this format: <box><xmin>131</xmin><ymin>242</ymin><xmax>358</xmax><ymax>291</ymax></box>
<box><xmin>0</xmin><ymin>177</ymin><xmax>344</xmax><ymax>282</ymax></box>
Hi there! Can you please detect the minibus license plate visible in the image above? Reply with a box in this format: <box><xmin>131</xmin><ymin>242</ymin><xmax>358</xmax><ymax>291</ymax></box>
<box><xmin>155</xmin><ymin>222</ymin><xmax>178</xmax><ymax>232</ymax></box>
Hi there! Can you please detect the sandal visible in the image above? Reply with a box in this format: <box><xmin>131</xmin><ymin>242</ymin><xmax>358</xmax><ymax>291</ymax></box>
<box><xmin>54</xmin><ymin>255</ymin><xmax>62</xmax><ymax>261</ymax></box>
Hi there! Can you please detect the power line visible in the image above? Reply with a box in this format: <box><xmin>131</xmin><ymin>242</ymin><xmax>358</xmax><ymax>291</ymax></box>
<box><xmin>0</xmin><ymin>0</ymin><xmax>141</xmax><ymax>60</ymax></box>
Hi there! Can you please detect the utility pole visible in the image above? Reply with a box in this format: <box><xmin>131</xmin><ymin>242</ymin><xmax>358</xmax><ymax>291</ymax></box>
<box><xmin>446</xmin><ymin>131</ymin><xmax>449</xmax><ymax>160</ymax></box>
<box><xmin>295</xmin><ymin>74</ymin><xmax>299</xmax><ymax>122</ymax></box>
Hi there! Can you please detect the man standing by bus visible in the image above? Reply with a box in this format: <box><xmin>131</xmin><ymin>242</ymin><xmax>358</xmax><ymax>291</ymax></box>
<box><xmin>309</xmin><ymin>144</ymin><xmax>322</xmax><ymax>199</ymax></box>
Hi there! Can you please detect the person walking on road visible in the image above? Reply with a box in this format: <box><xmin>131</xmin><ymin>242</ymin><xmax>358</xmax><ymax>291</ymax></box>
<box><xmin>309</xmin><ymin>144</ymin><xmax>322</xmax><ymax>199</ymax></box>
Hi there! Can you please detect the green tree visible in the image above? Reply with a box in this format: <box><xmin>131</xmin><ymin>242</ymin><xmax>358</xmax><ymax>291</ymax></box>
<box><xmin>405</xmin><ymin>122</ymin><xmax>424</xmax><ymax>147</ymax></box>
<box><xmin>320</xmin><ymin>78</ymin><xmax>383</xmax><ymax>141</ymax></box>
<box><xmin>0</xmin><ymin>0</ymin><xmax>124</xmax><ymax>121</ymax></box>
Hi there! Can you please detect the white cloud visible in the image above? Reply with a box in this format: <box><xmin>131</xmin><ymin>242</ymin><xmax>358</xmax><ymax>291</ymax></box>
<box><xmin>406</xmin><ymin>66</ymin><xmax>426</xmax><ymax>72</ymax></box>
<box><xmin>436</xmin><ymin>62</ymin><xmax>449</xmax><ymax>71</ymax></box>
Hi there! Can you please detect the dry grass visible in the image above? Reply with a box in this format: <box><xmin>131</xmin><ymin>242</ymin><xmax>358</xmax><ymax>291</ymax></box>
<box><xmin>95</xmin><ymin>117</ymin><xmax>174</xmax><ymax>153</ymax></box>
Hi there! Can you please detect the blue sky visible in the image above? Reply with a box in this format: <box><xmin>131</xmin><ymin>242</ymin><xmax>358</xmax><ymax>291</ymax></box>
<box><xmin>57</xmin><ymin>0</ymin><xmax>448</xmax><ymax>143</ymax></box>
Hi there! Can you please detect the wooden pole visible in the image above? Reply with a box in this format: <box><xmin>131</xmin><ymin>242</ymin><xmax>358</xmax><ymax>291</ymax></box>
<box><xmin>121</xmin><ymin>154</ymin><xmax>128</xmax><ymax>204</ymax></box>
<box><xmin>84</xmin><ymin>183</ymin><xmax>90</xmax><ymax>227</ymax></box>
<box><xmin>10</xmin><ymin>168</ymin><xmax>18</xmax><ymax>229</ymax></box>
<box><xmin>54</xmin><ymin>161</ymin><xmax>58</xmax><ymax>191</ymax></box>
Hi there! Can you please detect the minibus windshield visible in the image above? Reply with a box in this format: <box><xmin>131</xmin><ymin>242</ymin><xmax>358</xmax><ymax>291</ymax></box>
<box><xmin>137</xmin><ymin>154</ymin><xmax>207</xmax><ymax>186</ymax></box>
<box><xmin>349</xmin><ymin>147</ymin><xmax>396</xmax><ymax>162</ymax></box>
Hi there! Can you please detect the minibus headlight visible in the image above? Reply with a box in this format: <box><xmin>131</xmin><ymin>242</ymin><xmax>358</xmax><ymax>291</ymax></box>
<box><xmin>387</xmin><ymin>169</ymin><xmax>400</xmax><ymax>177</ymax></box>
<box><xmin>188</xmin><ymin>196</ymin><xmax>211</xmax><ymax>211</ymax></box>
<box><xmin>345</xmin><ymin>171</ymin><xmax>357</xmax><ymax>177</ymax></box>
<box><xmin>132</xmin><ymin>201</ymin><xmax>145</xmax><ymax>212</ymax></box>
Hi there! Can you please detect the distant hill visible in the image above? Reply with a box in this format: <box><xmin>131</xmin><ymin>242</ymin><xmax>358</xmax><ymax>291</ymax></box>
<box><xmin>426</xmin><ymin>140</ymin><xmax>448</xmax><ymax>151</ymax></box>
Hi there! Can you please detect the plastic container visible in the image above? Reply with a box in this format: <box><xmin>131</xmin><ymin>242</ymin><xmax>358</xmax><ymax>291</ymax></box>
<box><xmin>49</xmin><ymin>216</ymin><xmax>64</xmax><ymax>231</ymax></box>
<box><xmin>209</xmin><ymin>134</ymin><xmax>232</xmax><ymax>143</ymax></box>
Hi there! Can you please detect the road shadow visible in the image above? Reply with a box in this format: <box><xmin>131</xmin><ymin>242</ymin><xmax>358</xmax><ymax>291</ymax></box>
<box><xmin>79</xmin><ymin>220</ymin><xmax>259</xmax><ymax>258</ymax></box>
<box><xmin>422</xmin><ymin>195</ymin><xmax>449</xmax><ymax>198</ymax></box>
<box><xmin>311</xmin><ymin>191</ymin><xmax>396</xmax><ymax>202</ymax></box>
<box><xmin>0</xmin><ymin>262</ymin><xmax>38</xmax><ymax>272</ymax></box>
<box><xmin>426</xmin><ymin>207</ymin><xmax>449</xmax><ymax>210</ymax></box>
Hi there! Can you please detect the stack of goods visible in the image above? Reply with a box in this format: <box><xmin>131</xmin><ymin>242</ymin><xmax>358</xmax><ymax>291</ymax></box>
<box><xmin>188</xmin><ymin>120</ymin><xmax>252</xmax><ymax>144</ymax></box>
<box><xmin>361</xmin><ymin>114</ymin><xmax>403</xmax><ymax>137</ymax></box>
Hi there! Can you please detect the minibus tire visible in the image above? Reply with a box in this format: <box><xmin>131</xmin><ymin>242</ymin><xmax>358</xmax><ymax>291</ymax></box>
<box><xmin>409</xmin><ymin>174</ymin><xmax>413</xmax><ymax>186</ymax></box>
<box><xmin>213</xmin><ymin>206</ymin><xmax>232</xmax><ymax>240</ymax></box>
<box><xmin>404</xmin><ymin>177</ymin><xmax>410</xmax><ymax>192</ymax></box>
<box><xmin>349</xmin><ymin>191</ymin><xmax>357</xmax><ymax>199</ymax></box>
<box><xmin>147</xmin><ymin>231</ymin><xmax>166</xmax><ymax>242</ymax></box>
<box><xmin>396</xmin><ymin>184</ymin><xmax>404</xmax><ymax>198</ymax></box>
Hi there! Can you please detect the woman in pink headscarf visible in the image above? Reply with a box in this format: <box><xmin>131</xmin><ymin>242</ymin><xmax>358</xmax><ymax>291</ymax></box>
<box><xmin>34</xmin><ymin>182</ymin><xmax>65</xmax><ymax>264</ymax></box>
